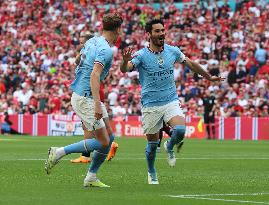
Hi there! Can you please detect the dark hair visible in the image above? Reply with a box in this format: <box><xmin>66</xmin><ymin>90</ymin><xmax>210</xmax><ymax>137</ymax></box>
<box><xmin>145</xmin><ymin>18</ymin><xmax>164</xmax><ymax>33</ymax></box>
<box><xmin>80</xmin><ymin>31</ymin><xmax>94</xmax><ymax>41</ymax></box>
<box><xmin>102</xmin><ymin>13</ymin><xmax>123</xmax><ymax>31</ymax></box>
<box><xmin>83</xmin><ymin>34</ymin><xmax>94</xmax><ymax>40</ymax></box>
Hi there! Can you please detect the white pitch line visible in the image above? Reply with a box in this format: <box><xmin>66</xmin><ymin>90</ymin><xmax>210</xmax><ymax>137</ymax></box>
<box><xmin>167</xmin><ymin>195</ymin><xmax>269</xmax><ymax>205</ymax></box>
<box><xmin>166</xmin><ymin>193</ymin><xmax>269</xmax><ymax>197</ymax></box>
<box><xmin>173</xmin><ymin>157</ymin><xmax>269</xmax><ymax>160</ymax></box>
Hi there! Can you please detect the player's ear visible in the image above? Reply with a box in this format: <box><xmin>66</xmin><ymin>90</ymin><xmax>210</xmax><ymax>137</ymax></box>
<box><xmin>146</xmin><ymin>31</ymin><xmax>151</xmax><ymax>41</ymax></box>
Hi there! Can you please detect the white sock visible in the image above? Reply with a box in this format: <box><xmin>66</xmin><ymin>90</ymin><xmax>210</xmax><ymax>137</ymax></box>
<box><xmin>56</xmin><ymin>147</ymin><xmax>66</xmax><ymax>159</ymax></box>
<box><xmin>85</xmin><ymin>171</ymin><xmax>97</xmax><ymax>181</ymax></box>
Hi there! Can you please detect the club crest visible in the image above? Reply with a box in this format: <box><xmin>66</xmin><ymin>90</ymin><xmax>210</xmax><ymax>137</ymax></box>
<box><xmin>158</xmin><ymin>56</ymin><xmax>164</xmax><ymax>66</ymax></box>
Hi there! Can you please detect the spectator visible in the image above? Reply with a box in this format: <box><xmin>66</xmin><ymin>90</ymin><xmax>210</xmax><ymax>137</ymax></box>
<box><xmin>258</xmin><ymin>59</ymin><xmax>269</xmax><ymax>75</ymax></box>
<box><xmin>227</xmin><ymin>64</ymin><xmax>237</xmax><ymax>86</ymax></box>
<box><xmin>16</xmin><ymin>85</ymin><xmax>33</xmax><ymax>106</ymax></box>
<box><xmin>108</xmin><ymin>86</ymin><xmax>119</xmax><ymax>106</ymax></box>
<box><xmin>255</xmin><ymin>44</ymin><xmax>267</xmax><ymax>67</ymax></box>
<box><xmin>1</xmin><ymin>112</ymin><xmax>21</xmax><ymax>134</ymax></box>
<box><xmin>236</xmin><ymin>64</ymin><xmax>247</xmax><ymax>83</ymax></box>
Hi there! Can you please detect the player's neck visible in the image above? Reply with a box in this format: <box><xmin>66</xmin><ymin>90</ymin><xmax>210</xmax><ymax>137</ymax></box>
<box><xmin>149</xmin><ymin>42</ymin><xmax>163</xmax><ymax>53</ymax></box>
<box><xmin>102</xmin><ymin>32</ymin><xmax>115</xmax><ymax>46</ymax></box>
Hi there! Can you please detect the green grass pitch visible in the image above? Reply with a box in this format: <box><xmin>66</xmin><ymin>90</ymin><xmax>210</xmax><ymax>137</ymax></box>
<box><xmin>0</xmin><ymin>135</ymin><xmax>269</xmax><ymax>205</ymax></box>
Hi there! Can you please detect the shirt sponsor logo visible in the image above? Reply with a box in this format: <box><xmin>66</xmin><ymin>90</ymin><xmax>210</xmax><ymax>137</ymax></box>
<box><xmin>147</xmin><ymin>69</ymin><xmax>173</xmax><ymax>81</ymax></box>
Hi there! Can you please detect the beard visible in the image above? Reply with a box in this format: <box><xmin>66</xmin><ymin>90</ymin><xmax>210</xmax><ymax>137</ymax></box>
<box><xmin>151</xmin><ymin>36</ymin><xmax>165</xmax><ymax>47</ymax></box>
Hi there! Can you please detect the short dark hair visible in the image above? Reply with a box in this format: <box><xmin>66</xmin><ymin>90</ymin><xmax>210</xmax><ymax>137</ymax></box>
<box><xmin>145</xmin><ymin>18</ymin><xmax>164</xmax><ymax>33</ymax></box>
<box><xmin>102</xmin><ymin>13</ymin><xmax>123</xmax><ymax>31</ymax></box>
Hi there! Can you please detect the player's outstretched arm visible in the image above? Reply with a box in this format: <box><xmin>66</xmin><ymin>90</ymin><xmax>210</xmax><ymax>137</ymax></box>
<box><xmin>183</xmin><ymin>57</ymin><xmax>225</xmax><ymax>82</ymax></box>
<box><xmin>75</xmin><ymin>54</ymin><xmax>81</xmax><ymax>66</ymax></box>
<box><xmin>75</xmin><ymin>34</ymin><xmax>94</xmax><ymax>66</ymax></box>
<box><xmin>120</xmin><ymin>48</ymin><xmax>134</xmax><ymax>73</ymax></box>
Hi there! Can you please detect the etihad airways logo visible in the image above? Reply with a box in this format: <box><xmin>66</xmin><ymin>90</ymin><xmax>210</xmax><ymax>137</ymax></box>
<box><xmin>148</xmin><ymin>70</ymin><xmax>173</xmax><ymax>77</ymax></box>
<box><xmin>147</xmin><ymin>70</ymin><xmax>173</xmax><ymax>81</ymax></box>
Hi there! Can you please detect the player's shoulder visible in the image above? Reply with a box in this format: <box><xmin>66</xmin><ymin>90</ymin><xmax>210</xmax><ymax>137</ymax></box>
<box><xmin>98</xmin><ymin>37</ymin><xmax>111</xmax><ymax>49</ymax></box>
<box><xmin>133</xmin><ymin>47</ymin><xmax>147</xmax><ymax>58</ymax></box>
<box><xmin>87</xmin><ymin>36</ymin><xmax>109</xmax><ymax>49</ymax></box>
<box><xmin>95</xmin><ymin>37</ymin><xmax>112</xmax><ymax>55</ymax></box>
<box><xmin>137</xmin><ymin>47</ymin><xmax>148</xmax><ymax>54</ymax></box>
<box><xmin>164</xmin><ymin>44</ymin><xmax>181</xmax><ymax>52</ymax></box>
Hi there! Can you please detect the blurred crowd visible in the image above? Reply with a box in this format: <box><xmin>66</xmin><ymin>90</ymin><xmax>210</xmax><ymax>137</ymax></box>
<box><xmin>0</xmin><ymin>0</ymin><xmax>268</xmax><ymax>118</ymax></box>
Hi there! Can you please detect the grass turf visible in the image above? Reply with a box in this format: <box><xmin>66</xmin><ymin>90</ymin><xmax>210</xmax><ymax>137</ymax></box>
<box><xmin>0</xmin><ymin>135</ymin><xmax>269</xmax><ymax>205</ymax></box>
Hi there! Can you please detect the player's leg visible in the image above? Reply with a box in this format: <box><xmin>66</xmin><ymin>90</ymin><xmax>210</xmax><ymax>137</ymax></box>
<box><xmin>146</xmin><ymin>133</ymin><xmax>159</xmax><ymax>184</ymax></box>
<box><xmin>71</xmin><ymin>122</ymin><xmax>93</xmax><ymax>163</ymax></box>
<box><xmin>163</xmin><ymin>101</ymin><xmax>186</xmax><ymax>167</ymax></box>
<box><xmin>164</xmin><ymin>116</ymin><xmax>185</xmax><ymax>167</ymax></box>
<box><xmin>166</xmin><ymin>116</ymin><xmax>185</xmax><ymax>147</ymax></box>
<box><xmin>104</xmin><ymin>117</ymin><xmax>118</xmax><ymax>161</ymax></box>
<box><xmin>157</xmin><ymin>127</ymin><xmax>163</xmax><ymax>153</ymax></box>
<box><xmin>62</xmin><ymin>124</ymin><xmax>113</xmax><ymax>187</ymax></box>
<box><xmin>45</xmin><ymin>122</ymin><xmax>110</xmax><ymax>175</ymax></box>
<box><xmin>84</xmin><ymin>126</ymin><xmax>113</xmax><ymax>188</ymax></box>
<box><xmin>71</xmin><ymin>117</ymin><xmax>118</xmax><ymax>163</ymax></box>
<box><xmin>45</xmin><ymin>94</ymin><xmax>114</xmax><ymax>187</ymax></box>
<box><xmin>210</xmin><ymin>115</ymin><xmax>216</xmax><ymax>139</ymax></box>
<box><xmin>83</xmin><ymin>100</ymin><xmax>115</xmax><ymax>187</ymax></box>
<box><xmin>204</xmin><ymin>113</ymin><xmax>211</xmax><ymax>139</ymax></box>
<box><xmin>176</xmin><ymin>140</ymin><xmax>184</xmax><ymax>153</ymax></box>
<box><xmin>82</xmin><ymin>128</ymin><xmax>93</xmax><ymax>160</ymax></box>
<box><xmin>162</xmin><ymin>122</ymin><xmax>184</xmax><ymax>153</ymax></box>
<box><xmin>162</xmin><ymin>122</ymin><xmax>172</xmax><ymax>136</ymax></box>
<box><xmin>142</xmin><ymin>107</ymin><xmax>163</xmax><ymax>184</ymax></box>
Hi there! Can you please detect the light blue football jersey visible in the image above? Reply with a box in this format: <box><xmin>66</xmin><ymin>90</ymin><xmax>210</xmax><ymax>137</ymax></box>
<box><xmin>131</xmin><ymin>44</ymin><xmax>185</xmax><ymax>107</ymax></box>
<box><xmin>70</xmin><ymin>36</ymin><xmax>113</xmax><ymax>97</ymax></box>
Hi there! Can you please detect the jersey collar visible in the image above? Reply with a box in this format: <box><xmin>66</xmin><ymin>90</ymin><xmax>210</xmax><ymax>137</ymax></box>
<box><xmin>147</xmin><ymin>46</ymin><xmax>164</xmax><ymax>54</ymax></box>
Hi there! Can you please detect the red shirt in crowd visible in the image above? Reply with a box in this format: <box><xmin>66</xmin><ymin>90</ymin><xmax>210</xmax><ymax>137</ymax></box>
<box><xmin>0</xmin><ymin>82</ymin><xmax>6</xmax><ymax>93</ymax></box>
<box><xmin>50</xmin><ymin>96</ymin><xmax>61</xmax><ymax>113</ymax></box>
<box><xmin>258</xmin><ymin>64</ymin><xmax>269</xmax><ymax>75</ymax></box>
<box><xmin>100</xmin><ymin>83</ymin><xmax>105</xmax><ymax>103</ymax></box>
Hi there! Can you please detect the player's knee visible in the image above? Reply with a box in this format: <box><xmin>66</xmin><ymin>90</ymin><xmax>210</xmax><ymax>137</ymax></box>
<box><xmin>100</xmin><ymin>138</ymin><xmax>110</xmax><ymax>148</ymax></box>
<box><xmin>172</xmin><ymin>125</ymin><xmax>186</xmax><ymax>142</ymax></box>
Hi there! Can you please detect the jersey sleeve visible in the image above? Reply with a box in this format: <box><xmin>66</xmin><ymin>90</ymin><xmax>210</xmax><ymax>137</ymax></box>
<box><xmin>174</xmin><ymin>47</ymin><xmax>186</xmax><ymax>63</ymax></box>
<box><xmin>94</xmin><ymin>47</ymin><xmax>112</xmax><ymax>68</ymax></box>
<box><xmin>130</xmin><ymin>51</ymin><xmax>142</xmax><ymax>70</ymax></box>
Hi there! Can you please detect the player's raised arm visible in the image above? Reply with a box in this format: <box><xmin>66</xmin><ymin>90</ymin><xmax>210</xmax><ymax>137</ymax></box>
<box><xmin>183</xmin><ymin>57</ymin><xmax>225</xmax><ymax>82</ymax></box>
<box><xmin>90</xmin><ymin>63</ymin><xmax>103</xmax><ymax>120</ymax></box>
<box><xmin>120</xmin><ymin>47</ymin><xmax>134</xmax><ymax>73</ymax></box>
<box><xmin>75</xmin><ymin>54</ymin><xmax>81</xmax><ymax>66</ymax></box>
<box><xmin>75</xmin><ymin>32</ymin><xmax>94</xmax><ymax>66</ymax></box>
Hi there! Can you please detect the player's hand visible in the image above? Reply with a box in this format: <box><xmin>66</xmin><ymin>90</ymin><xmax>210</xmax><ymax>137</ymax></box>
<box><xmin>94</xmin><ymin>102</ymin><xmax>103</xmax><ymax>120</ymax></box>
<box><xmin>122</xmin><ymin>47</ymin><xmax>133</xmax><ymax>62</ymax></box>
<box><xmin>208</xmin><ymin>76</ymin><xmax>225</xmax><ymax>82</ymax></box>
